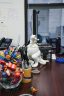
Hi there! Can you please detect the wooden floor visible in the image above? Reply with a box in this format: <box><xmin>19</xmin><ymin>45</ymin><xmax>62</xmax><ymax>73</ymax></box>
<box><xmin>0</xmin><ymin>60</ymin><xmax>64</xmax><ymax>96</ymax></box>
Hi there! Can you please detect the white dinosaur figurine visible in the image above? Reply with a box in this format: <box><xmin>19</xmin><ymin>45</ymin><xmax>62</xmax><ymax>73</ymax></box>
<box><xmin>27</xmin><ymin>35</ymin><xmax>49</xmax><ymax>68</ymax></box>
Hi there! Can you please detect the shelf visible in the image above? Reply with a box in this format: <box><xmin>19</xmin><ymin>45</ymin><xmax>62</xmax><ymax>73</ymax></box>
<box><xmin>28</xmin><ymin>3</ymin><xmax>64</xmax><ymax>9</ymax></box>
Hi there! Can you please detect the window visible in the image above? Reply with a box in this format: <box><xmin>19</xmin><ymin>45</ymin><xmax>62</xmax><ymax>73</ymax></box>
<box><xmin>28</xmin><ymin>0</ymin><xmax>62</xmax><ymax>4</ymax></box>
<box><xmin>26</xmin><ymin>0</ymin><xmax>64</xmax><ymax>46</ymax></box>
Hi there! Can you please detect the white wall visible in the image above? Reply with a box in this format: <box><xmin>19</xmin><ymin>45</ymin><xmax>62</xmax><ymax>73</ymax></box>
<box><xmin>0</xmin><ymin>0</ymin><xmax>25</xmax><ymax>46</ymax></box>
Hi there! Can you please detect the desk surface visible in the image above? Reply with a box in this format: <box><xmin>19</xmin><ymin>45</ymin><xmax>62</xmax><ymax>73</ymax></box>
<box><xmin>32</xmin><ymin>61</ymin><xmax>64</xmax><ymax>96</ymax></box>
<box><xmin>0</xmin><ymin>61</ymin><xmax>64</xmax><ymax>96</ymax></box>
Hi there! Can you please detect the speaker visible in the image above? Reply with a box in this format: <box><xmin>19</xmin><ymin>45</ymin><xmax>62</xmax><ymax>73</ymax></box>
<box><xmin>56</xmin><ymin>37</ymin><xmax>61</xmax><ymax>53</ymax></box>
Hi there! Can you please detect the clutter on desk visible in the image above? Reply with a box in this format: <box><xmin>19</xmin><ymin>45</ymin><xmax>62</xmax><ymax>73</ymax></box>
<box><xmin>0</xmin><ymin>37</ymin><xmax>38</xmax><ymax>95</ymax></box>
<box><xmin>55</xmin><ymin>57</ymin><xmax>64</xmax><ymax>63</ymax></box>
<box><xmin>31</xmin><ymin>86</ymin><xmax>38</xmax><ymax>93</ymax></box>
<box><xmin>0</xmin><ymin>37</ymin><xmax>12</xmax><ymax>50</ymax></box>
<box><xmin>0</xmin><ymin>46</ymin><xmax>24</xmax><ymax>89</ymax></box>
<box><xmin>27</xmin><ymin>35</ymin><xmax>49</xmax><ymax>68</ymax></box>
<box><xmin>18</xmin><ymin>46</ymin><xmax>32</xmax><ymax>83</ymax></box>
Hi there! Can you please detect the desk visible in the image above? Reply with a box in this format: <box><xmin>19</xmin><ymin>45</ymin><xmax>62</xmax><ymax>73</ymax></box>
<box><xmin>38</xmin><ymin>43</ymin><xmax>52</xmax><ymax>61</ymax></box>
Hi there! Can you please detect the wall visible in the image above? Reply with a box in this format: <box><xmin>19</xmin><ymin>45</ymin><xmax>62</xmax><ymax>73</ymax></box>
<box><xmin>0</xmin><ymin>0</ymin><xmax>25</xmax><ymax>46</ymax></box>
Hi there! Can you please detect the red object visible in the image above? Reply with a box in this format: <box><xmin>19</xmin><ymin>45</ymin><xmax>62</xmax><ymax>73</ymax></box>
<box><xmin>15</xmin><ymin>72</ymin><xmax>21</xmax><ymax>78</ymax></box>
<box><xmin>11</xmin><ymin>64</ymin><xmax>16</xmax><ymax>70</ymax></box>
<box><xmin>0</xmin><ymin>60</ymin><xmax>6</xmax><ymax>65</ymax></box>
<box><xmin>8</xmin><ymin>62</ymin><xmax>12</xmax><ymax>68</ymax></box>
